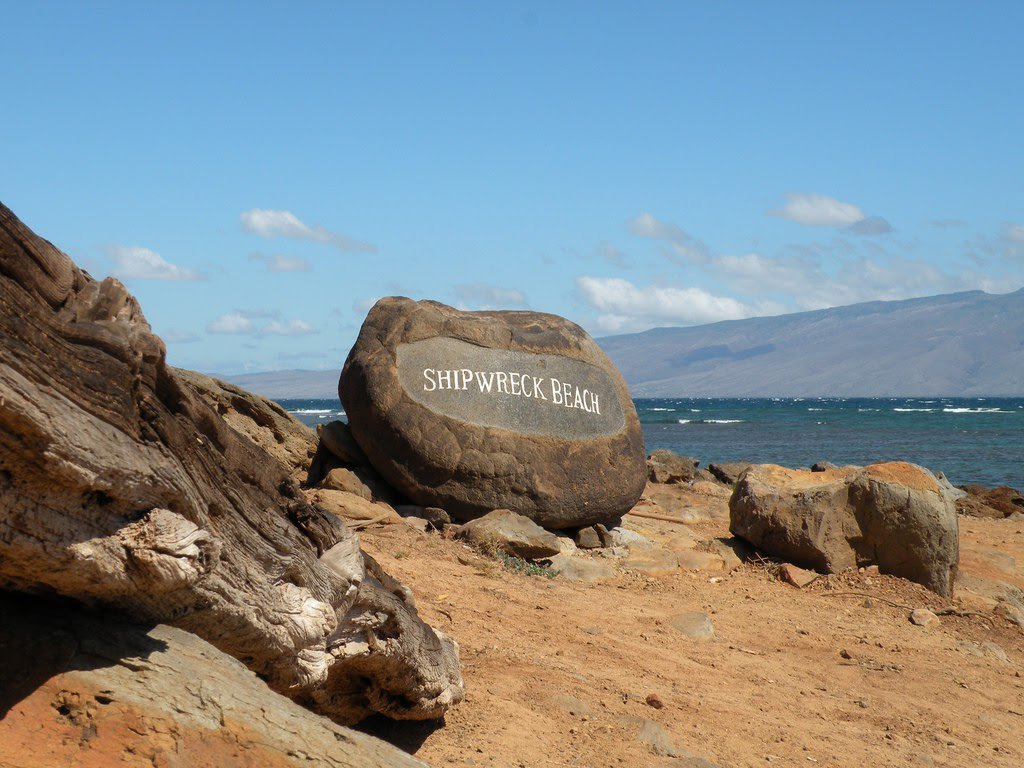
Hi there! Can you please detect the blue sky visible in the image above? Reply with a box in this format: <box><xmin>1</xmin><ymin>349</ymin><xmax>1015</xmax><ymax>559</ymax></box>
<box><xmin>3</xmin><ymin>1</ymin><xmax>1022</xmax><ymax>374</ymax></box>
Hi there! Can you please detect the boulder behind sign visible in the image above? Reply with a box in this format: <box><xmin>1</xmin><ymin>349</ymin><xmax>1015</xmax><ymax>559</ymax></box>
<box><xmin>339</xmin><ymin>298</ymin><xmax>646</xmax><ymax>529</ymax></box>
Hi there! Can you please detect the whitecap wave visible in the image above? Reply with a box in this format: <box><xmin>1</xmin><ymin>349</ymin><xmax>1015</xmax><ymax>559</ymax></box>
<box><xmin>290</xmin><ymin>408</ymin><xmax>334</xmax><ymax>415</ymax></box>
<box><xmin>943</xmin><ymin>407</ymin><xmax>1012</xmax><ymax>414</ymax></box>
<box><xmin>704</xmin><ymin>419</ymin><xmax>744</xmax><ymax>424</ymax></box>
<box><xmin>893</xmin><ymin>408</ymin><xmax>934</xmax><ymax>412</ymax></box>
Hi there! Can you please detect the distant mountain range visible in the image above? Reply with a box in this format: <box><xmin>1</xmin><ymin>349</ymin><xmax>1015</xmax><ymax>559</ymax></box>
<box><xmin>600</xmin><ymin>288</ymin><xmax>1024</xmax><ymax>397</ymax></box>
<box><xmin>219</xmin><ymin>289</ymin><xmax>1024</xmax><ymax>399</ymax></box>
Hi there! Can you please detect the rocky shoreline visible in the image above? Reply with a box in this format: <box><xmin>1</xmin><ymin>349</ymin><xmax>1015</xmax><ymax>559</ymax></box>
<box><xmin>2</xmin><ymin>202</ymin><xmax>1022</xmax><ymax>767</ymax></box>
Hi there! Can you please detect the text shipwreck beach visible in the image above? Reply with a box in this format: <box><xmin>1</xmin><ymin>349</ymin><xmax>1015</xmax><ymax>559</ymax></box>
<box><xmin>420</xmin><ymin>367</ymin><xmax>603</xmax><ymax>414</ymax></box>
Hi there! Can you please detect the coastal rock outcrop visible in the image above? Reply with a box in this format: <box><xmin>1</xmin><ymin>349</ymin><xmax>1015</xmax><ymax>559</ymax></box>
<box><xmin>956</xmin><ymin>484</ymin><xmax>1024</xmax><ymax>519</ymax></box>
<box><xmin>647</xmin><ymin>450</ymin><xmax>700</xmax><ymax>484</ymax></box>
<box><xmin>0</xmin><ymin>202</ymin><xmax>462</xmax><ymax>723</ymax></box>
<box><xmin>708</xmin><ymin>462</ymin><xmax>754</xmax><ymax>486</ymax></box>
<box><xmin>339</xmin><ymin>297</ymin><xmax>647</xmax><ymax>528</ymax></box>
<box><xmin>0</xmin><ymin>593</ymin><xmax>428</xmax><ymax>768</ymax></box>
<box><xmin>729</xmin><ymin>462</ymin><xmax>959</xmax><ymax>596</ymax></box>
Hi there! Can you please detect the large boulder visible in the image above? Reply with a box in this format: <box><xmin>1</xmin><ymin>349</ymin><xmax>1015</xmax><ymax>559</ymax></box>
<box><xmin>339</xmin><ymin>297</ymin><xmax>646</xmax><ymax>528</ymax></box>
<box><xmin>729</xmin><ymin>462</ymin><xmax>959</xmax><ymax>596</ymax></box>
<box><xmin>0</xmin><ymin>202</ymin><xmax>462</xmax><ymax>723</ymax></box>
<box><xmin>0</xmin><ymin>593</ymin><xmax>427</xmax><ymax>768</ymax></box>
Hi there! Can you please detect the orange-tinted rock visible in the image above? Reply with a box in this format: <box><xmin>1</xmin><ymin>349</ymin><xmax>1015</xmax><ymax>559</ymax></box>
<box><xmin>730</xmin><ymin>462</ymin><xmax>958</xmax><ymax>596</ymax></box>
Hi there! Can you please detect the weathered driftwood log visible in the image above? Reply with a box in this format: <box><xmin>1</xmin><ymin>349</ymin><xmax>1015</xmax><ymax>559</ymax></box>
<box><xmin>0</xmin><ymin>202</ymin><xmax>463</xmax><ymax>723</ymax></box>
<box><xmin>174</xmin><ymin>367</ymin><xmax>319</xmax><ymax>481</ymax></box>
<box><xmin>0</xmin><ymin>593</ymin><xmax>429</xmax><ymax>768</ymax></box>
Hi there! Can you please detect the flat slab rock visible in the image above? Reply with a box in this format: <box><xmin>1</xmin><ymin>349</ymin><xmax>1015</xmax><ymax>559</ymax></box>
<box><xmin>0</xmin><ymin>594</ymin><xmax>427</xmax><ymax>768</ymax></box>
<box><xmin>339</xmin><ymin>298</ymin><xmax>646</xmax><ymax>528</ymax></box>
<box><xmin>458</xmin><ymin>508</ymin><xmax>562</xmax><ymax>560</ymax></box>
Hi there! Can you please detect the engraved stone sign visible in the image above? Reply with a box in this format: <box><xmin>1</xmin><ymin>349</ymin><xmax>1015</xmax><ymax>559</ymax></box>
<box><xmin>396</xmin><ymin>337</ymin><xmax>625</xmax><ymax>438</ymax></box>
<box><xmin>340</xmin><ymin>298</ymin><xmax>647</xmax><ymax>528</ymax></box>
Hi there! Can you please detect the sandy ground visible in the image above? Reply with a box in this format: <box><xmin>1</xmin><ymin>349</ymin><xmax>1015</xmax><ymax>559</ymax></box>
<box><xmin>355</xmin><ymin>484</ymin><xmax>1024</xmax><ymax>768</ymax></box>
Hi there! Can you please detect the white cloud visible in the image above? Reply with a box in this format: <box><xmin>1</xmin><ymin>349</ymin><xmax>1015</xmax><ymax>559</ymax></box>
<box><xmin>769</xmin><ymin>193</ymin><xmax>866</xmax><ymax>227</ymax></box>
<box><xmin>596</xmin><ymin>241</ymin><xmax>627</xmax><ymax>266</ymax></box>
<box><xmin>259</xmin><ymin>319</ymin><xmax>316</xmax><ymax>337</ymax></box>
<box><xmin>576</xmin><ymin>276</ymin><xmax>759</xmax><ymax>333</ymax></box>
<box><xmin>626</xmin><ymin>213</ymin><xmax>710</xmax><ymax>264</ymax></box>
<box><xmin>208</xmin><ymin>310</ymin><xmax>318</xmax><ymax>337</ymax></box>
<box><xmin>846</xmin><ymin>216</ymin><xmax>893</xmax><ymax>236</ymax></box>
<box><xmin>207</xmin><ymin>313</ymin><xmax>255</xmax><ymax>334</ymax></box>
<box><xmin>453</xmin><ymin>283</ymin><xmax>527</xmax><ymax>309</ymax></box>
<box><xmin>107</xmin><ymin>245</ymin><xmax>204</xmax><ymax>281</ymax></box>
<box><xmin>162</xmin><ymin>329</ymin><xmax>199</xmax><ymax>343</ymax></box>
<box><xmin>1006</xmin><ymin>223</ymin><xmax>1024</xmax><ymax>243</ymax></box>
<box><xmin>248</xmin><ymin>252</ymin><xmax>311</xmax><ymax>272</ymax></box>
<box><xmin>240</xmin><ymin>209</ymin><xmax>376</xmax><ymax>253</ymax></box>
<box><xmin>352</xmin><ymin>297</ymin><xmax>381</xmax><ymax>316</ymax></box>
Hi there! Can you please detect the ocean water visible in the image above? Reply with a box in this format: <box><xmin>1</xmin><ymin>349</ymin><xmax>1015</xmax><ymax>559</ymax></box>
<box><xmin>278</xmin><ymin>397</ymin><xmax>1024</xmax><ymax>489</ymax></box>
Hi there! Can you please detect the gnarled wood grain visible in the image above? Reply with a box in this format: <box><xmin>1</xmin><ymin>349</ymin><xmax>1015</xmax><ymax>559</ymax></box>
<box><xmin>0</xmin><ymin>202</ymin><xmax>463</xmax><ymax>723</ymax></box>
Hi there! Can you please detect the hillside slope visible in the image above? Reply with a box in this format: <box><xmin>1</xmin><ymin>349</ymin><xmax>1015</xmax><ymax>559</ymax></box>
<box><xmin>598</xmin><ymin>289</ymin><xmax>1024</xmax><ymax>397</ymax></box>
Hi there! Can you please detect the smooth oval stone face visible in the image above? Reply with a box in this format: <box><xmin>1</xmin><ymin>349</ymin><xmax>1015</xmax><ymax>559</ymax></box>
<box><xmin>396</xmin><ymin>337</ymin><xmax>626</xmax><ymax>438</ymax></box>
<box><xmin>339</xmin><ymin>298</ymin><xmax>647</xmax><ymax>529</ymax></box>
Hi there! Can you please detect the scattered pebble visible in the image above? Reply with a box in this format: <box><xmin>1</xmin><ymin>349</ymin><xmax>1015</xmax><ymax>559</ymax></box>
<box><xmin>910</xmin><ymin>609</ymin><xmax>939</xmax><ymax>627</ymax></box>
<box><xmin>645</xmin><ymin>693</ymin><xmax>665</xmax><ymax>709</ymax></box>
<box><xmin>669</xmin><ymin>612</ymin><xmax>715</xmax><ymax>641</ymax></box>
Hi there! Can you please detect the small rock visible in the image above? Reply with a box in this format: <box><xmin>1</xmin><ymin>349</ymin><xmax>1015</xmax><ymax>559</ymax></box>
<box><xmin>909</xmin><ymin>609</ymin><xmax>939</xmax><ymax>627</ymax></box>
<box><xmin>603</xmin><ymin>527</ymin><xmax>652</xmax><ymax>548</ymax></box>
<box><xmin>957</xmin><ymin>640</ymin><xmax>1009</xmax><ymax>663</ymax></box>
<box><xmin>704</xmin><ymin>537</ymin><xmax>748</xmax><ymax>572</ymax></box>
<box><xmin>458</xmin><ymin>509</ymin><xmax>562</xmax><ymax>560</ymax></box>
<box><xmin>319</xmin><ymin>467</ymin><xmax>374</xmax><ymax>500</ymax></box>
<box><xmin>551</xmin><ymin>694</ymin><xmax>591</xmax><ymax>717</ymax></box>
<box><xmin>645</xmin><ymin>693</ymin><xmax>665</xmax><ymax>709</ymax></box>
<box><xmin>575</xmin><ymin>525</ymin><xmax>604</xmax><ymax>549</ymax></box>
<box><xmin>663</xmin><ymin>531</ymin><xmax>699</xmax><ymax>551</ymax></box>
<box><xmin>317</xmin><ymin>420</ymin><xmax>367</xmax><ymax>465</ymax></box>
<box><xmin>810</xmin><ymin>461</ymin><xmax>837</xmax><ymax>472</ymax></box>
<box><xmin>839</xmin><ymin>649</ymin><xmax>853</xmax><ymax>659</ymax></box>
<box><xmin>780</xmin><ymin>563</ymin><xmax>819</xmax><ymax>589</ymax></box>
<box><xmin>424</xmin><ymin>506</ymin><xmax>452</xmax><ymax>528</ymax></box>
<box><xmin>708</xmin><ymin>462</ymin><xmax>754</xmax><ymax>485</ymax></box>
<box><xmin>582</xmin><ymin>626</ymin><xmax>605</xmax><ymax>635</ymax></box>
<box><xmin>669</xmin><ymin>612</ymin><xmax>715</xmax><ymax>641</ymax></box>
<box><xmin>622</xmin><ymin>545</ymin><xmax>679</xmax><ymax>577</ymax></box>
<box><xmin>995</xmin><ymin>603</ymin><xmax>1024</xmax><ymax>628</ymax></box>
<box><xmin>402</xmin><ymin>516</ymin><xmax>430</xmax><ymax>532</ymax></box>
<box><xmin>647</xmin><ymin>450</ymin><xmax>700</xmax><ymax>485</ymax></box>
<box><xmin>675</xmin><ymin>550</ymin><xmax>725</xmax><ymax>572</ymax></box>
<box><xmin>637</xmin><ymin>719</ymin><xmax>678</xmax><ymax>757</ymax></box>
<box><xmin>395</xmin><ymin>504</ymin><xmax>452</xmax><ymax>530</ymax></box>
<box><xmin>547</xmin><ymin>554</ymin><xmax>616</xmax><ymax>582</ymax></box>
<box><xmin>555</xmin><ymin>534</ymin><xmax>578</xmax><ymax>555</ymax></box>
